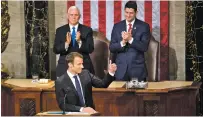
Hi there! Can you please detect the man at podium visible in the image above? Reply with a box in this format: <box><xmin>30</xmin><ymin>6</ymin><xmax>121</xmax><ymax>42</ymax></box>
<box><xmin>55</xmin><ymin>52</ymin><xmax>117</xmax><ymax>113</ymax></box>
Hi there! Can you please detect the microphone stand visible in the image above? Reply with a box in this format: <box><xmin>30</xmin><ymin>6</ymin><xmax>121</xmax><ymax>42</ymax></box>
<box><xmin>63</xmin><ymin>91</ymin><xmax>67</xmax><ymax>115</ymax></box>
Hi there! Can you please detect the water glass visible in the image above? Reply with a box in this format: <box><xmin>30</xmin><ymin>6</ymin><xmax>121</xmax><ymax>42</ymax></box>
<box><xmin>131</xmin><ymin>77</ymin><xmax>138</xmax><ymax>82</ymax></box>
<box><xmin>32</xmin><ymin>74</ymin><xmax>39</xmax><ymax>83</ymax></box>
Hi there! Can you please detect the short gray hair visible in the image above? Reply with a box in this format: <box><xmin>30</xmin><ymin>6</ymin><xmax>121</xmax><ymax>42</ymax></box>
<box><xmin>67</xmin><ymin>6</ymin><xmax>81</xmax><ymax>16</ymax></box>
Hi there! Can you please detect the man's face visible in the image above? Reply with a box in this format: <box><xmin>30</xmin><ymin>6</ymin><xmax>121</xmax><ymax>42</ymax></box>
<box><xmin>125</xmin><ymin>8</ymin><xmax>137</xmax><ymax>22</ymax></box>
<box><xmin>71</xmin><ymin>57</ymin><xmax>84</xmax><ymax>74</ymax></box>
<box><xmin>68</xmin><ymin>8</ymin><xmax>80</xmax><ymax>25</ymax></box>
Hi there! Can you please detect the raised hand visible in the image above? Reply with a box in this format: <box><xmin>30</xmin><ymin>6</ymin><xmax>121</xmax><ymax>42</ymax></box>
<box><xmin>125</xmin><ymin>32</ymin><xmax>132</xmax><ymax>41</ymax></box>
<box><xmin>121</xmin><ymin>31</ymin><xmax>128</xmax><ymax>45</ymax></box>
<box><xmin>76</xmin><ymin>31</ymin><xmax>81</xmax><ymax>42</ymax></box>
<box><xmin>122</xmin><ymin>31</ymin><xmax>132</xmax><ymax>41</ymax></box>
<box><xmin>66</xmin><ymin>32</ymin><xmax>71</xmax><ymax>45</ymax></box>
<box><xmin>108</xmin><ymin>60</ymin><xmax>117</xmax><ymax>74</ymax></box>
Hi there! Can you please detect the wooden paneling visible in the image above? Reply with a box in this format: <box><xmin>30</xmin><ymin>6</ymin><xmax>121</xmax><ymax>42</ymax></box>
<box><xmin>13</xmin><ymin>91</ymin><xmax>41</xmax><ymax>116</ymax></box>
<box><xmin>1</xmin><ymin>80</ymin><xmax>201</xmax><ymax>116</ymax></box>
<box><xmin>19</xmin><ymin>98</ymin><xmax>36</xmax><ymax>116</ymax></box>
<box><xmin>1</xmin><ymin>87</ymin><xmax>14</xmax><ymax>116</ymax></box>
<box><xmin>93</xmin><ymin>92</ymin><xmax>137</xmax><ymax>116</ymax></box>
<box><xmin>166</xmin><ymin>90</ymin><xmax>197</xmax><ymax>116</ymax></box>
<box><xmin>42</xmin><ymin>91</ymin><xmax>60</xmax><ymax>111</ymax></box>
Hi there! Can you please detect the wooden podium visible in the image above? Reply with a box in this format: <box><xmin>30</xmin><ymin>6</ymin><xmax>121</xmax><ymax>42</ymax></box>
<box><xmin>92</xmin><ymin>81</ymin><xmax>200</xmax><ymax>116</ymax></box>
<box><xmin>1</xmin><ymin>79</ymin><xmax>201</xmax><ymax>116</ymax></box>
<box><xmin>36</xmin><ymin>111</ymin><xmax>100</xmax><ymax>116</ymax></box>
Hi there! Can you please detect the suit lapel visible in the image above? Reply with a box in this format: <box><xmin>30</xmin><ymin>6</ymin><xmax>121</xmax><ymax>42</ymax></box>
<box><xmin>132</xmin><ymin>18</ymin><xmax>137</xmax><ymax>36</ymax></box>
<box><xmin>77</xmin><ymin>24</ymin><xmax>83</xmax><ymax>42</ymax></box>
<box><xmin>64</xmin><ymin>72</ymin><xmax>86</xmax><ymax>103</ymax></box>
<box><xmin>65</xmin><ymin>24</ymin><xmax>71</xmax><ymax>33</ymax></box>
<box><xmin>77</xmin><ymin>23</ymin><xmax>82</xmax><ymax>32</ymax></box>
<box><xmin>122</xmin><ymin>21</ymin><xmax>127</xmax><ymax>32</ymax></box>
<box><xmin>63</xmin><ymin>73</ymin><xmax>78</xmax><ymax>95</ymax></box>
<box><xmin>64</xmin><ymin>24</ymin><xmax>71</xmax><ymax>42</ymax></box>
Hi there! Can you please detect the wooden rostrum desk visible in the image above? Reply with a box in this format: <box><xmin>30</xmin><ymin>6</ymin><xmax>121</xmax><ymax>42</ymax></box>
<box><xmin>1</xmin><ymin>79</ymin><xmax>201</xmax><ymax>116</ymax></box>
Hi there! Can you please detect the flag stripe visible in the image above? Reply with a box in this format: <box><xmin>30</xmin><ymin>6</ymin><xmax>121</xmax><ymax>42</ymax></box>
<box><xmin>91</xmin><ymin>1</ymin><xmax>98</xmax><ymax>31</ymax></box>
<box><xmin>136</xmin><ymin>1</ymin><xmax>145</xmax><ymax>21</ymax></box>
<box><xmin>145</xmin><ymin>1</ymin><xmax>152</xmax><ymax>31</ymax></box>
<box><xmin>106</xmin><ymin>1</ymin><xmax>114</xmax><ymax>40</ymax></box>
<box><xmin>83</xmin><ymin>1</ymin><xmax>91</xmax><ymax>27</ymax></box>
<box><xmin>98</xmin><ymin>1</ymin><xmax>106</xmax><ymax>36</ymax></box>
<box><xmin>152</xmin><ymin>1</ymin><xmax>160</xmax><ymax>41</ymax></box>
<box><xmin>75</xmin><ymin>1</ymin><xmax>83</xmax><ymax>24</ymax></box>
<box><xmin>67</xmin><ymin>1</ymin><xmax>75</xmax><ymax>12</ymax></box>
<box><xmin>160</xmin><ymin>1</ymin><xmax>169</xmax><ymax>81</ymax></box>
<box><xmin>121</xmin><ymin>0</ymin><xmax>127</xmax><ymax>20</ymax></box>
<box><xmin>114</xmin><ymin>1</ymin><xmax>121</xmax><ymax>24</ymax></box>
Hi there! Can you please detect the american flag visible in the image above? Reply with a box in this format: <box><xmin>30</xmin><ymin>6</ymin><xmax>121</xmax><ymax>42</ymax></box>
<box><xmin>67</xmin><ymin>0</ymin><xmax>169</xmax><ymax>80</ymax></box>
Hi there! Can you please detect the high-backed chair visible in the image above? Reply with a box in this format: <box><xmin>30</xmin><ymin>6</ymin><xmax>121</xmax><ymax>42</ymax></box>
<box><xmin>90</xmin><ymin>31</ymin><xmax>110</xmax><ymax>79</ymax></box>
<box><xmin>90</xmin><ymin>31</ymin><xmax>159</xmax><ymax>82</ymax></box>
<box><xmin>144</xmin><ymin>36</ymin><xmax>159</xmax><ymax>81</ymax></box>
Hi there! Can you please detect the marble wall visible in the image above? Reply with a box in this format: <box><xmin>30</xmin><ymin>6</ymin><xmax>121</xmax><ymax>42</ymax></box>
<box><xmin>169</xmin><ymin>1</ymin><xmax>186</xmax><ymax>80</ymax></box>
<box><xmin>1</xmin><ymin>1</ymin><xmax>26</xmax><ymax>78</ymax></box>
<box><xmin>185</xmin><ymin>1</ymin><xmax>203</xmax><ymax>82</ymax></box>
<box><xmin>24</xmin><ymin>1</ymin><xmax>49</xmax><ymax>79</ymax></box>
<box><xmin>48</xmin><ymin>1</ymin><xmax>56</xmax><ymax>80</ymax></box>
<box><xmin>185</xmin><ymin>2</ymin><xmax>202</xmax><ymax>115</ymax></box>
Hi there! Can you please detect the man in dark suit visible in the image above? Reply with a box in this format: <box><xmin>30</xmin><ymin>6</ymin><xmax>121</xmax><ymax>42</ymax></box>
<box><xmin>55</xmin><ymin>52</ymin><xmax>117</xmax><ymax>113</ymax></box>
<box><xmin>53</xmin><ymin>6</ymin><xmax>94</xmax><ymax>79</ymax></box>
<box><xmin>110</xmin><ymin>1</ymin><xmax>150</xmax><ymax>81</ymax></box>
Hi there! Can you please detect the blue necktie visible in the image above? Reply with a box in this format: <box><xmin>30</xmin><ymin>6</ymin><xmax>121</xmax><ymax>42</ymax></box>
<box><xmin>73</xmin><ymin>75</ymin><xmax>85</xmax><ymax>106</ymax></box>
<box><xmin>71</xmin><ymin>27</ymin><xmax>76</xmax><ymax>47</ymax></box>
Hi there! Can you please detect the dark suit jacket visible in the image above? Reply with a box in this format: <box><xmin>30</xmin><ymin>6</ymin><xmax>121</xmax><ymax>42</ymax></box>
<box><xmin>53</xmin><ymin>24</ymin><xmax>94</xmax><ymax>79</ymax></box>
<box><xmin>55</xmin><ymin>69</ymin><xmax>115</xmax><ymax>112</ymax></box>
<box><xmin>109</xmin><ymin>19</ymin><xmax>150</xmax><ymax>81</ymax></box>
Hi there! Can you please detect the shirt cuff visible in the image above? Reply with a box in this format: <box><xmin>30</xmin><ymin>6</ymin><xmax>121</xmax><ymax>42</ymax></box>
<box><xmin>78</xmin><ymin>41</ymin><xmax>82</xmax><ymax>48</ymax></box>
<box><xmin>108</xmin><ymin>72</ymin><xmax>115</xmax><ymax>76</ymax></box>
<box><xmin>128</xmin><ymin>37</ymin><xmax>134</xmax><ymax>44</ymax></box>
<box><xmin>120</xmin><ymin>41</ymin><xmax>126</xmax><ymax>47</ymax></box>
<box><xmin>80</xmin><ymin>107</ymin><xmax>84</xmax><ymax>112</ymax></box>
<box><xmin>65</xmin><ymin>43</ymin><xmax>69</xmax><ymax>51</ymax></box>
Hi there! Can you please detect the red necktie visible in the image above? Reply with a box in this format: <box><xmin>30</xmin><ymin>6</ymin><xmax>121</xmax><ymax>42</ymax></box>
<box><xmin>128</xmin><ymin>23</ymin><xmax>132</xmax><ymax>33</ymax></box>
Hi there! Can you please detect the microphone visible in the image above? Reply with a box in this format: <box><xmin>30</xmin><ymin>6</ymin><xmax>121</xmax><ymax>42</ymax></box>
<box><xmin>61</xmin><ymin>88</ymin><xmax>67</xmax><ymax>115</ymax></box>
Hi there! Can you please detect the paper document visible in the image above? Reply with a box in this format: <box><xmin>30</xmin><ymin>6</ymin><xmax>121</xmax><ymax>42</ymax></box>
<box><xmin>67</xmin><ymin>112</ymin><xmax>89</xmax><ymax>115</ymax></box>
<box><xmin>46</xmin><ymin>111</ymin><xmax>64</xmax><ymax>114</ymax></box>
<box><xmin>46</xmin><ymin>111</ymin><xmax>89</xmax><ymax>115</ymax></box>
